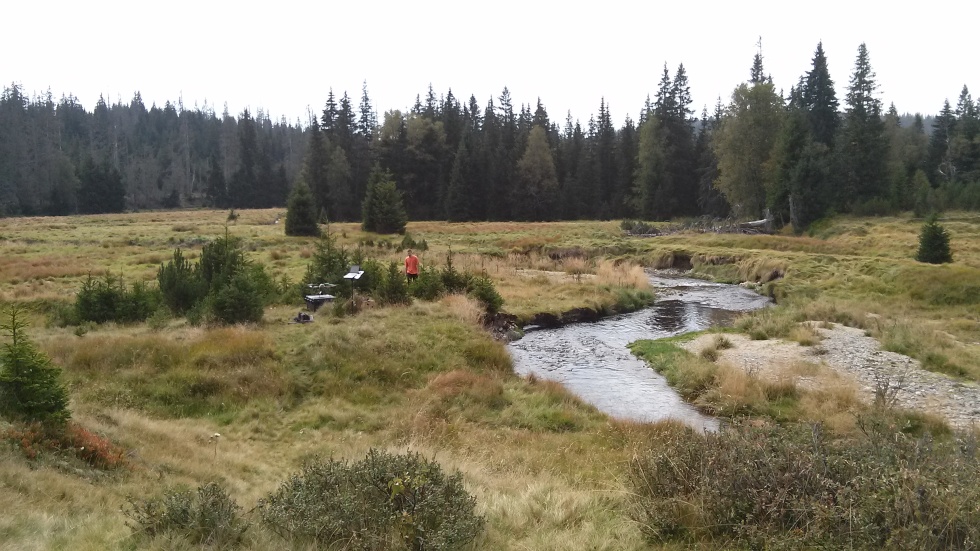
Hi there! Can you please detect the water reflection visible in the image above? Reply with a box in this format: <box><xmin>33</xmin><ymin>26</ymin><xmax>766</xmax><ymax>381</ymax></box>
<box><xmin>647</xmin><ymin>299</ymin><xmax>739</xmax><ymax>334</ymax></box>
<box><xmin>508</xmin><ymin>272</ymin><xmax>769</xmax><ymax>431</ymax></box>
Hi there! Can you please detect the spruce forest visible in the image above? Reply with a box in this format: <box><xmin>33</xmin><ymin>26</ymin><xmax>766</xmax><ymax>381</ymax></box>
<box><xmin>2</xmin><ymin>42</ymin><xmax>978</xmax><ymax>229</ymax></box>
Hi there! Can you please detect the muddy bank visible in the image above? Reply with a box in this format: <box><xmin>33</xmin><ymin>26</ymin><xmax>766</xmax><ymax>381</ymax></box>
<box><xmin>488</xmin><ymin>295</ymin><xmax>657</xmax><ymax>342</ymax></box>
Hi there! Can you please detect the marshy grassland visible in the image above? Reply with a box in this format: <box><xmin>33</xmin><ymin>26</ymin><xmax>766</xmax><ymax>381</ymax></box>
<box><xmin>1</xmin><ymin>209</ymin><xmax>980</xmax><ymax>549</ymax></box>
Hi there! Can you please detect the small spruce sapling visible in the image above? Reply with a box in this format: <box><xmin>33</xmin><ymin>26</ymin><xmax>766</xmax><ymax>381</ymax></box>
<box><xmin>0</xmin><ymin>306</ymin><xmax>71</xmax><ymax>426</ymax></box>
<box><xmin>915</xmin><ymin>214</ymin><xmax>953</xmax><ymax>264</ymax></box>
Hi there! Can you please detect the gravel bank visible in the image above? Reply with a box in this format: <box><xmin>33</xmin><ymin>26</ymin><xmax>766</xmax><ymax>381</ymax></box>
<box><xmin>682</xmin><ymin>323</ymin><xmax>980</xmax><ymax>429</ymax></box>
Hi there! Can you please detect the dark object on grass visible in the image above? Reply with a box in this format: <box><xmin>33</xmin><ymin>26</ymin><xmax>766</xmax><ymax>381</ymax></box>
<box><xmin>292</xmin><ymin>311</ymin><xmax>313</xmax><ymax>323</ymax></box>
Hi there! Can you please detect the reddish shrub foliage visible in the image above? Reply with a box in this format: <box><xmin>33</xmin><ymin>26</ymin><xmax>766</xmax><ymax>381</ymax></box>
<box><xmin>3</xmin><ymin>421</ymin><xmax>127</xmax><ymax>470</ymax></box>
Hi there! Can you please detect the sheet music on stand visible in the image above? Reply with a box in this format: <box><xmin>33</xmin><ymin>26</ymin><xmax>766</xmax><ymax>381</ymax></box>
<box><xmin>343</xmin><ymin>265</ymin><xmax>365</xmax><ymax>280</ymax></box>
<box><xmin>343</xmin><ymin>266</ymin><xmax>365</xmax><ymax>301</ymax></box>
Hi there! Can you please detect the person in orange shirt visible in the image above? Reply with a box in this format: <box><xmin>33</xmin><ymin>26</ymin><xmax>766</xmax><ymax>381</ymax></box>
<box><xmin>405</xmin><ymin>249</ymin><xmax>420</xmax><ymax>282</ymax></box>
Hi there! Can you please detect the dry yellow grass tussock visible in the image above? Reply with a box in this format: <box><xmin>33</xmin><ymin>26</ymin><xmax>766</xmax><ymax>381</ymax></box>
<box><xmin>596</xmin><ymin>259</ymin><xmax>651</xmax><ymax>290</ymax></box>
<box><xmin>737</xmin><ymin>256</ymin><xmax>788</xmax><ymax>283</ymax></box>
<box><xmin>0</xmin><ymin>255</ymin><xmax>94</xmax><ymax>284</ymax></box>
<box><xmin>788</xmin><ymin>323</ymin><xmax>822</xmax><ymax>346</ymax></box>
<box><xmin>442</xmin><ymin>293</ymin><xmax>490</xmax><ymax>326</ymax></box>
<box><xmin>561</xmin><ymin>255</ymin><xmax>591</xmax><ymax>278</ymax></box>
<box><xmin>426</xmin><ymin>370</ymin><xmax>504</xmax><ymax>401</ymax></box>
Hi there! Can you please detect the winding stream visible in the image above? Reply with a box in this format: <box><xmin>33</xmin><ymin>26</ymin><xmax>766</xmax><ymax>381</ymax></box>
<box><xmin>507</xmin><ymin>272</ymin><xmax>771</xmax><ymax>431</ymax></box>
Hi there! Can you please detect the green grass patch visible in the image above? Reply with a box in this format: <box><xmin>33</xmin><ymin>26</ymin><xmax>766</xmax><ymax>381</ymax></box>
<box><xmin>494</xmin><ymin>379</ymin><xmax>607</xmax><ymax>433</ymax></box>
<box><xmin>629</xmin><ymin>338</ymin><xmax>717</xmax><ymax>401</ymax></box>
<box><xmin>630</xmin><ymin>335</ymin><xmax>802</xmax><ymax>422</ymax></box>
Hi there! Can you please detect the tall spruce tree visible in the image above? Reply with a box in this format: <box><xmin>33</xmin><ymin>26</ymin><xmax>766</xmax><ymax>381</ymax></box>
<box><xmin>361</xmin><ymin>164</ymin><xmax>407</xmax><ymax>234</ymax></box>
<box><xmin>667</xmin><ymin>64</ymin><xmax>699</xmax><ymax>216</ymax></box>
<box><xmin>322</xmin><ymin>88</ymin><xmax>338</xmax><ymax>135</ymax></box>
<box><xmin>77</xmin><ymin>155</ymin><xmax>125</xmax><ymax>213</ymax></box>
<box><xmin>494</xmin><ymin>88</ymin><xmax>519</xmax><ymax>220</ymax></box>
<box><xmin>304</xmin><ymin>117</ymin><xmax>331</xmax><ymax>218</ymax></box>
<box><xmin>762</xmin><ymin>43</ymin><xmax>840</xmax><ymax>229</ymax></box>
<box><xmin>765</xmin><ymin>96</ymin><xmax>808</xmax><ymax>223</ymax></box>
<box><xmin>803</xmin><ymin>42</ymin><xmax>839</xmax><ymax>147</ymax></box>
<box><xmin>205</xmin><ymin>153</ymin><xmax>228</xmax><ymax>208</ymax></box>
<box><xmin>767</xmin><ymin>94</ymin><xmax>832</xmax><ymax>230</ymax></box>
<box><xmin>445</xmin><ymin>127</ymin><xmax>481</xmax><ymax>221</ymax></box>
<box><xmin>632</xmin><ymin>114</ymin><xmax>668</xmax><ymax>219</ymax></box>
<box><xmin>0</xmin><ymin>85</ymin><xmax>29</xmax><ymax>214</ymax></box>
<box><xmin>229</xmin><ymin>109</ymin><xmax>260</xmax><ymax>208</ymax></box>
<box><xmin>285</xmin><ymin>179</ymin><xmax>320</xmax><ymax>236</ymax></box>
<box><xmin>694</xmin><ymin>102</ymin><xmax>730</xmax><ymax>218</ymax></box>
<box><xmin>617</xmin><ymin>115</ymin><xmax>638</xmax><ymax>216</ymax></box>
<box><xmin>357</xmin><ymin>81</ymin><xmax>377</xmax><ymax>139</ymax></box>
<box><xmin>952</xmin><ymin>86</ymin><xmax>980</xmax><ymax>182</ymax></box>
<box><xmin>927</xmin><ymin>100</ymin><xmax>956</xmax><ymax>186</ymax></box>
<box><xmin>326</xmin><ymin>145</ymin><xmax>353</xmax><ymax>221</ymax></box>
<box><xmin>403</xmin><ymin>112</ymin><xmax>447</xmax><ymax>219</ymax></box>
<box><xmin>559</xmin><ymin>116</ymin><xmax>590</xmax><ymax>219</ymax></box>
<box><xmin>594</xmin><ymin>98</ymin><xmax>619</xmax><ymax>218</ymax></box>
<box><xmin>839</xmin><ymin>43</ymin><xmax>888</xmax><ymax>208</ymax></box>
<box><xmin>513</xmin><ymin>126</ymin><xmax>559</xmax><ymax>220</ymax></box>
<box><xmin>884</xmin><ymin>105</ymin><xmax>927</xmax><ymax>210</ymax></box>
<box><xmin>712</xmin><ymin>53</ymin><xmax>785</xmax><ymax>218</ymax></box>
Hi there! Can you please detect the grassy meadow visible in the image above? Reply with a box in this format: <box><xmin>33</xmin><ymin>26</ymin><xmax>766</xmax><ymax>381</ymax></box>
<box><xmin>1</xmin><ymin>209</ymin><xmax>980</xmax><ymax>549</ymax></box>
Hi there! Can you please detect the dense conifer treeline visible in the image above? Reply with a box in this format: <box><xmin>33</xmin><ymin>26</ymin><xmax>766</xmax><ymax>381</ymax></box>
<box><xmin>2</xmin><ymin>43</ymin><xmax>978</xmax><ymax>228</ymax></box>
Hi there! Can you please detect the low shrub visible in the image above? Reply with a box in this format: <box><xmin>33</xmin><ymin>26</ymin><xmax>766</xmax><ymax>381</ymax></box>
<box><xmin>698</xmin><ymin>346</ymin><xmax>719</xmax><ymax>362</ymax></box>
<box><xmin>621</xmin><ymin>219</ymin><xmax>658</xmax><ymax>235</ymax></box>
<box><xmin>209</xmin><ymin>271</ymin><xmax>264</xmax><ymax>325</ymax></box>
<box><xmin>61</xmin><ymin>422</ymin><xmax>127</xmax><ymax>469</ymax></box>
<box><xmin>713</xmin><ymin>334</ymin><xmax>733</xmax><ymax>350</ymax></box>
<box><xmin>125</xmin><ymin>482</ymin><xmax>248</xmax><ymax>548</ymax></box>
<box><xmin>628</xmin><ymin>419</ymin><xmax>980</xmax><ymax>550</ymax></box>
<box><xmin>440</xmin><ymin>249</ymin><xmax>472</xmax><ymax>294</ymax></box>
<box><xmin>399</xmin><ymin>232</ymin><xmax>429</xmax><ymax>252</ymax></box>
<box><xmin>4</xmin><ymin>421</ymin><xmax>126</xmax><ymax>470</ymax></box>
<box><xmin>377</xmin><ymin>261</ymin><xmax>411</xmax><ymax>306</ymax></box>
<box><xmin>304</xmin><ymin>230</ymin><xmax>352</xmax><ymax>286</ymax></box>
<box><xmin>467</xmin><ymin>275</ymin><xmax>503</xmax><ymax>315</ymax></box>
<box><xmin>158</xmin><ymin>234</ymin><xmax>276</xmax><ymax>324</ymax></box>
<box><xmin>258</xmin><ymin>448</ymin><xmax>483</xmax><ymax>550</ymax></box>
<box><xmin>3</xmin><ymin>422</ymin><xmax>60</xmax><ymax>461</ymax></box>
<box><xmin>74</xmin><ymin>273</ymin><xmax>160</xmax><ymax>324</ymax></box>
<box><xmin>157</xmin><ymin>248</ymin><xmax>205</xmax><ymax>314</ymax></box>
<box><xmin>410</xmin><ymin>266</ymin><xmax>445</xmax><ymax>301</ymax></box>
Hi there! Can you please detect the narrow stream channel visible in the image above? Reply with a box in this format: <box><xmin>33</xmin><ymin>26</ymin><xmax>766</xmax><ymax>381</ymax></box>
<box><xmin>507</xmin><ymin>272</ymin><xmax>771</xmax><ymax>431</ymax></box>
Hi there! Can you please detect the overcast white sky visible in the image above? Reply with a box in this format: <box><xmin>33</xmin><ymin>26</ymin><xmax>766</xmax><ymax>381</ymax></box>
<box><xmin>5</xmin><ymin>0</ymin><xmax>977</xmax><ymax>126</ymax></box>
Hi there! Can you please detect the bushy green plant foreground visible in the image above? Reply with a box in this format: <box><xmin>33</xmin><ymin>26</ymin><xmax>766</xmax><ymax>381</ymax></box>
<box><xmin>125</xmin><ymin>450</ymin><xmax>483</xmax><ymax>551</ymax></box>
<box><xmin>629</xmin><ymin>419</ymin><xmax>980</xmax><ymax>550</ymax></box>
<box><xmin>260</xmin><ymin>449</ymin><xmax>483</xmax><ymax>550</ymax></box>
<box><xmin>125</xmin><ymin>481</ymin><xmax>248</xmax><ymax>548</ymax></box>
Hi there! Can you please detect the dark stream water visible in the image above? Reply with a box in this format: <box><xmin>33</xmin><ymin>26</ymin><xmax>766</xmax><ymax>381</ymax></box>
<box><xmin>507</xmin><ymin>272</ymin><xmax>771</xmax><ymax>431</ymax></box>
